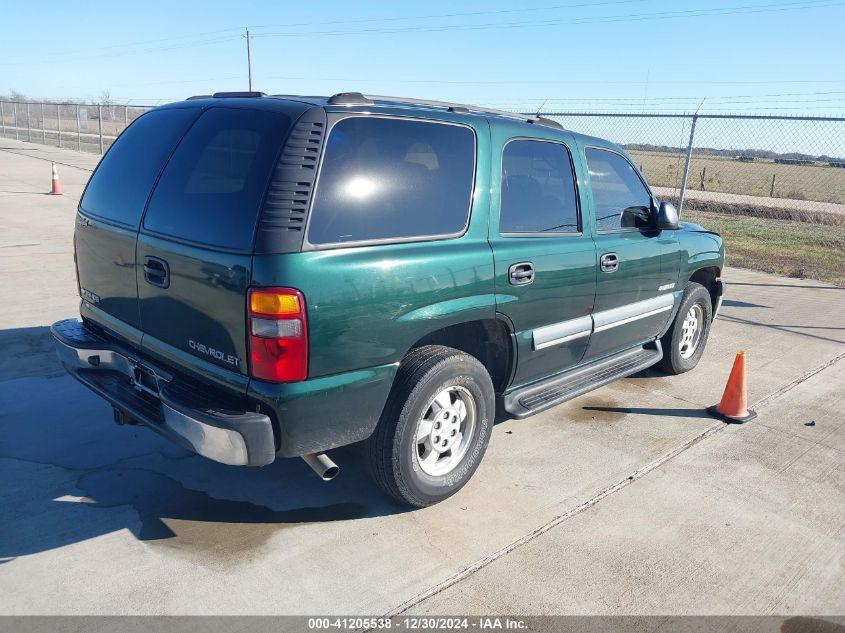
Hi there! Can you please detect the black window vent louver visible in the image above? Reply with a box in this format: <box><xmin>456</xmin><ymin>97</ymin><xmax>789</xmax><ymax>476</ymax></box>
<box><xmin>255</xmin><ymin>108</ymin><xmax>328</xmax><ymax>254</ymax></box>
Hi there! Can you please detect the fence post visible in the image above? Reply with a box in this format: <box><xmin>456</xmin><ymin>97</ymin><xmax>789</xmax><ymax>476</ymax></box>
<box><xmin>124</xmin><ymin>105</ymin><xmax>128</xmax><ymax>131</ymax></box>
<box><xmin>40</xmin><ymin>102</ymin><xmax>45</xmax><ymax>144</ymax></box>
<box><xmin>14</xmin><ymin>102</ymin><xmax>18</xmax><ymax>140</ymax></box>
<box><xmin>57</xmin><ymin>105</ymin><xmax>62</xmax><ymax>147</ymax></box>
<box><xmin>76</xmin><ymin>104</ymin><xmax>81</xmax><ymax>151</ymax></box>
<box><xmin>97</xmin><ymin>104</ymin><xmax>104</xmax><ymax>154</ymax></box>
<box><xmin>0</xmin><ymin>102</ymin><xmax>5</xmax><ymax>137</ymax></box>
<box><xmin>677</xmin><ymin>113</ymin><xmax>698</xmax><ymax>215</ymax></box>
<box><xmin>26</xmin><ymin>102</ymin><xmax>31</xmax><ymax>142</ymax></box>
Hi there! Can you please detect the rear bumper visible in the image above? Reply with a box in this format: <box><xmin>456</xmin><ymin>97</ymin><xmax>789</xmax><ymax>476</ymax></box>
<box><xmin>51</xmin><ymin>318</ymin><xmax>275</xmax><ymax>466</ymax></box>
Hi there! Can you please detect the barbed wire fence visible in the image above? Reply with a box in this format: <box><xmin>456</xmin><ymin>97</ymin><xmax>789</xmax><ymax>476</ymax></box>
<box><xmin>1</xmin><ymin>100</ymin><xmax>843</xmax><ymax>285</ymax></box>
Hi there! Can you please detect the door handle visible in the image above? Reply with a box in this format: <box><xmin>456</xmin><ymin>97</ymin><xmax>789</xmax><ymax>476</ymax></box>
<box><xmin>143</xmin><ymin>256</ymin><xmax>170</xmax><ymax>289</ymax></box>
<box><xmin>600</xmin><ymin>252</ymin><xmax>619</xmax><ymax>273</ymax></box>
<box><xmin>508</xmin><ymin>262</ymin><xmax>535</xmax><ymax>286</ymax></box>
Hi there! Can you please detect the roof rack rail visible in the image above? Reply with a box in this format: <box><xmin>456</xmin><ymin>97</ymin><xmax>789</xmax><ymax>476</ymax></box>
<box><xmin>211</xmin><ymin>91</ymin><xmax>266</xmax><ymax>98</ymax></box>
<box><xmin>186</xmin><ymin>94</ymin><xmax>212</xmax><ymax>100</ymax></box>
<box><xmin>328</xmin><ymin>92</ymin><xmax>374</xmax><ymax>106</ymax></box>
<box><xmin>361</xmin><ymin>94</ymin><xmax>564</xmax><ymax>130</ymax></box>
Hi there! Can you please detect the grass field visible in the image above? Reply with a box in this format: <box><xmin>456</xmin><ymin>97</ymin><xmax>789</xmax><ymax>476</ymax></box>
<box><xmin>630</xmin><ymin>150</ymin><xmax>845</xmax><ymax>205</ymax></box>
<box><xmin>684</xmin><ymin>209</ymin><xmax>845</xmax><ymax>286</ymax></box>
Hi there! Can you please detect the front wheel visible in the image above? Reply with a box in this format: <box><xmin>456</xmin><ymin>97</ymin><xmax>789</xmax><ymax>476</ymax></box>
<box><xmin>366</xmin><ymin>345</ymin><xmax>495</xmax><ymax>507</ymax></box>
<box><xmin>657</xmin><ymin>281</ymin><xmax>713</xmax><ymax>375</ymax></box>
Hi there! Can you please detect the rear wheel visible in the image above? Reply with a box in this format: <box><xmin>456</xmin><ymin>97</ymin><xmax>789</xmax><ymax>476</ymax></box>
<box><xmin>366</xmin><ymin>345</ymin><xmax>495</xmax><ymax>507</ymax></box>
<box><xmin>657</xmin><ymin>281</ymin><xmax>713</xmax><ymax>375</ymax></box>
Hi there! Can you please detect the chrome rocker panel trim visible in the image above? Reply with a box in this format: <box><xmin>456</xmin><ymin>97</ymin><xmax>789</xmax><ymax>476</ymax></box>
<box><xmin>532</xmin><ymin>293</ymin><xmax>675</xmax><ymax>350</ymax></box>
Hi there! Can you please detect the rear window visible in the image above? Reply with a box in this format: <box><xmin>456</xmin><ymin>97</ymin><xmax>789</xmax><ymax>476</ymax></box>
<box><xmin>80</xmin><ymin>109</ymin><xmax>197</xmax><ymax>227</ymax></box>
<box><xmin>307</xmin><ymin>117</ymin><xmax>475</xmax><ymax>246</ymax></box>
<box><xmin>143</xmin><ymin>107</ymin><xmax>291</xmax><ymax>251</ymax></box>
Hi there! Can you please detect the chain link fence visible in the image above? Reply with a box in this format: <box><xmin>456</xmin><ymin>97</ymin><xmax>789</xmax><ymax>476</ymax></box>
<box><xmin>1</xmin><ymin>100</ymin><xmax>843</xmax><ymax>285</ymax></box>
<box><xmin>0</xmin><ymin>100</ymin><xmax>152</xmax><ymax>154</ymax></box>
<box><xmin>535</xmin><ymin>112</ymin><xmax>845</xmax><ymax>285</ymax></box>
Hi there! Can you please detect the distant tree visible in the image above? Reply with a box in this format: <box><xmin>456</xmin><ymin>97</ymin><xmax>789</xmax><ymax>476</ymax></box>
<box><xmin>97</xmin><ymin>90</ymin><xmax>116</xmax><ymax>120</ymax></box>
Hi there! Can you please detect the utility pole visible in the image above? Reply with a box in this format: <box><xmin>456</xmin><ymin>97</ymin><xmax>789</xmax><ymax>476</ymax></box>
<box><xmin>244</xmin><ymin>27</ymin><xmax>253</xmax><ymax>91</ymax></box>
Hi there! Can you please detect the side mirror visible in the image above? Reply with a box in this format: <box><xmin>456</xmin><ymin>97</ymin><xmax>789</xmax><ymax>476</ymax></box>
<box><xmin>621</xmin><ymin>205</ymin><xmax>652</xmax><ymax>229</ymax></box>
<box><xmin>656</xmin><ymin>200</ymin><xmax>679</xmax><ymax>230</ymax></box>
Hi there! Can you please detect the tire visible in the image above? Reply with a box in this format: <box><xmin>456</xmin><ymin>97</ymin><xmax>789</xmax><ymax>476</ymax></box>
<box><xmin>657</xmin><ymin>281</ymin><xmax>713</xmax><ymax>375</ymax></box>
<box><xmin>366</xmin><ymin>345</ymin><xmax>495</xmax><ymax>507</ymax></box>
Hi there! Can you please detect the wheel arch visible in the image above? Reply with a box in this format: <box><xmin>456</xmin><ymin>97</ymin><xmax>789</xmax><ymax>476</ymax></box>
<box><xmin>688</xmin><ymin>265</ymin><xmax>721</xmax><ymax>317</ymax></box>
<box><xmin>407</xmin><ymin>318</ymin><xmax>515</xmax><ymax>394</ymax></box>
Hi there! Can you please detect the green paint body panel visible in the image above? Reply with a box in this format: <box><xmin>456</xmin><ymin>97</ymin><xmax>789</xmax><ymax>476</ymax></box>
<box><xmin>487</xmin><ymin>123</ymin><xmax>597</xmax><ymax>387</ymax></box>
<box><xmin>248</xmin><ymin>363</ymin><xmax>399</xmax><ymax>457</ymax></box>
<box><xmin>76</xmin><ymin>216</ymin><xmax>143</xmax><ymax>346</ymax></box>
<box><xmin>136</xmin><ymin>234</ymin><xmax>252</xmax><ymax>388</ymax></box>
<box><xmin>68</xmin><ymin>95</ymin><xmax>724</xmax><ymax>461</ymax></box>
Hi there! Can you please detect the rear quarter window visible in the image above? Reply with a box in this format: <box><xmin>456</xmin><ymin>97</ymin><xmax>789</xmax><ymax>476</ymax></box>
<box><xmin>306</xmin><ymin>117</ymin><xmax>476</xmax><ymax>246</ymax></box>
<box><xmin>143</xmin><ymin>107</ymin><xmax>291</xmax><ymax>251</ymax></box>
<box><xmin>80</xmin><ymin>108</ymin><xmax>197</xmax><ymax>227</ymax></box>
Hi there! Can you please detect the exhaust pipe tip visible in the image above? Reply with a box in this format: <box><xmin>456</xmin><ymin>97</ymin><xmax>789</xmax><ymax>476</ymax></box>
<box><xmin>301</xmin><ymin>452</ymin><xmax>339</xmax><ymax>481</ymax></box>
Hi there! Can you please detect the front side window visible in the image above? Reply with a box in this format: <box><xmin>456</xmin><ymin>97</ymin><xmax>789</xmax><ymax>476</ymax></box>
<box><xmin>500</xmin><ymin>139</ymin><xmax>579</xmax><ymax>233</ymax></box>
<box><xmin>143</xmin><ymin>107</ymin><xmax>291</xmax><ymax>250</ymax></box>
<box><xmin>307</xmin><ymin>117</ymin><xmax>475</xmax><ymax>246</ymax></box>
<box><xmin>585</xmin><ymin>147</ymin><xmax>652</xmax><ymax>232</ymax></box>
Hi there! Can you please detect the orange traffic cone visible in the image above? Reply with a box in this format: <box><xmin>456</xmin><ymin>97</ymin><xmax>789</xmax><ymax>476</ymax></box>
<box><xmin>707</xmin><ymin>351</ymin><xmax>757</xmax><ymax>424</ymax></box>
<box><xmin>49</xmin><ymin>162</ymin><xmax>63</xmax><ymax>195</ymax></box>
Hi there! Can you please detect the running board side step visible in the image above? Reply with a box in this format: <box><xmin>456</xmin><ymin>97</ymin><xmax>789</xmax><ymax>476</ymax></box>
<box><xmin>503</xmin><ymin>341</ymin><xmax>663</xmax><ymax>419</ymax></box>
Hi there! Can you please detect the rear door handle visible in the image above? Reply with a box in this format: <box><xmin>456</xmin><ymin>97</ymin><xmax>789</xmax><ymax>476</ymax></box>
<box><xmin>600</xmin><ymin>252</ymin><xmax>619</xmax><ymax>273</ymax></box>
<box><xmin>143</xmin><ymin>256</ymin><xmax>170</xmax><ymax>289</ymax></box>
<box><xmin>508</xmin><ymin>262</ymin><xmax>535</xmax><ymax>286</ymax></box>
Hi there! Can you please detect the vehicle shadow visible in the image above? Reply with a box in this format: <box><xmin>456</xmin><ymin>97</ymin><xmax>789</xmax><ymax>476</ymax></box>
<box><xmin>720</xmin><ymin>298</ymin><xmax>771</xmax><ymax>308</ymax></box>
<box><xmin>0</xmin><ymin>326</ymin><xmax>409</xmax><ymax>562</ymax></box>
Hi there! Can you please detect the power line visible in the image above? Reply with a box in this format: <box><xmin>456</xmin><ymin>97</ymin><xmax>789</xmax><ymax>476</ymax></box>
<box><xmin>2</xmin><ymin>0</ymin><xmax>840</xmax><ymax>67</ymax></box>
<box><xmin>250</xmin><ymin>0</ymin><xmax>651</xmax><ymax>29</ymax></box>
<box><xmin>0</xmin><ymin>0</ymin><xmax>647</xmax><ymax>65</ymax></box>
<box><xmin>260</xmin><ymin>75</ymin><xmax>845</xmax><ymax>86</ymax></box>
<box><xmin>252</xmin><ymin>0</ymin><xmax>843</xmax><ymax>37</ymax></box>
<box><xmin>0</xmin><ymin>34</ymin><xmax>241</xmax><ymax>66</ymax></box>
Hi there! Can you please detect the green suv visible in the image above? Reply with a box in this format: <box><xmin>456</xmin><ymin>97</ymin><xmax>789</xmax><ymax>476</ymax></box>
<box><xmin>52</xmin><ymin>91</ymin><xmax>724</xmax><ymax>507</ymax></box>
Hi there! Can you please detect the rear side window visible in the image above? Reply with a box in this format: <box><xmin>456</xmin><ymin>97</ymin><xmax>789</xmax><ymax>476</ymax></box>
<box><xmin>143</xmin><ymin>107</ymin><xmax>291</xmax><ymax>251</ymax></box>
<box><xmin>500</xmin><ymin>139</ymin><xmax>579</xmax><ymax>233</ymax></box>
<box><xmin>80</xmin><ymin>109</ymin><xmax>196</xmax><ymax>227</ymax></box>
<box><xmin>585</xmin><ymin>147</ymin><xmax>652</xmax><ymax>232</ymax></box>
<box><xmin>307</xmin><ymin>117</ymin><xmax>475</xmax><ymax>246</ymax></box>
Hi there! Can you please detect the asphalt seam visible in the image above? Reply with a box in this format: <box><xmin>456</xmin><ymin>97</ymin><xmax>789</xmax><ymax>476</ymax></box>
<box><xmin>751</xmin><ymin>348</ymin><xmax>845</xmax><ymax>410</ymax></box>
<box><xmin>384</xmin><ymin>348</ymin><xmax>845</xmax><ymax>618</ymax></box>
<box><xmin>0</xmin><ymin>147</ymin><xmax>96</xmax><ymax>172</ymax></box>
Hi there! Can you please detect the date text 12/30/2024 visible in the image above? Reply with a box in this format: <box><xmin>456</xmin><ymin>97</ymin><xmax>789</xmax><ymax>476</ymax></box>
<box><xmin>307</xmin><ymin>617</ymin><xmax>528</xmax><ymax>630</ymax></box>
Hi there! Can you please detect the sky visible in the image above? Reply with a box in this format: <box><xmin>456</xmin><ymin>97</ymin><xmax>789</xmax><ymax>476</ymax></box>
<box><xmin>2</xmin><ymin>0</ymin><xmax>845</xmax><ymax>117</ymax></box>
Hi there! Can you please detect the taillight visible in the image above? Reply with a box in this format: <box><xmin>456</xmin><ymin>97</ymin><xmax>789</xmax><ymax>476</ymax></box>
<box><xmin>247</xmin><ymin>287</ymin><xmax>308</xmax><ymax>382</ymax></box>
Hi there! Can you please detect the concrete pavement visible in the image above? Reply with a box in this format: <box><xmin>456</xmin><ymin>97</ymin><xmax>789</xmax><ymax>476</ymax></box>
<box><xmin>1</xmin><ymin>139</ymin><xmax>843</xmax><ymax>616</ymax></box>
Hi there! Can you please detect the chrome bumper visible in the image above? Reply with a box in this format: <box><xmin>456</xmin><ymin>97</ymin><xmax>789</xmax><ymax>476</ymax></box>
<box><xmin>51</xmin><ymin>319</ymin><xmax>275</xmax><ymax>467</ymax></box>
